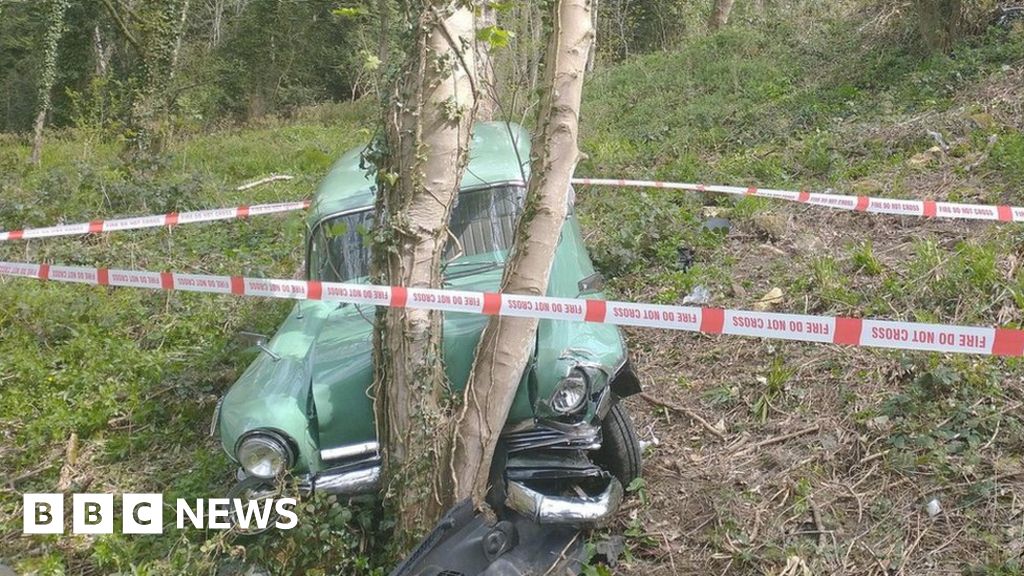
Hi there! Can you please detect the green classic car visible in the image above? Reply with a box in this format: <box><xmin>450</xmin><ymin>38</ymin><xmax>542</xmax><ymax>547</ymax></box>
<box><xmin>215</xmin><ymin>122</ymin><xmax>643</xmax><ymax>525</ymax></box>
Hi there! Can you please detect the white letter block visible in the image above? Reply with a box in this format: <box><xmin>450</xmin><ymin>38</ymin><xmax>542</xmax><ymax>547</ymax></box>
<box><xmin>73</xmin><ymin>494</ymin><xmax>114</xmax><ymax>534</ymax></box>
<box><xmin>23</xmin><ymin>493</ymin><xmax>63</xmax><ymax>534</ymax></box>
<box><xmin>123</xmin><ymin>493</ymin><xmax>164</xmax><ymax>534</ymax></box>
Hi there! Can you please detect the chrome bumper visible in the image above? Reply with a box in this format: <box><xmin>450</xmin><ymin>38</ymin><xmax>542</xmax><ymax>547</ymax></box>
<box><xmin>505</xmin><ymin>478</ymin><xmax>623</xmax><ymax>524</ymax></box>
<box><xmin>310</xmin><ymin>465</ymin><xmax>381</xmax><ymax>495</ymax></box>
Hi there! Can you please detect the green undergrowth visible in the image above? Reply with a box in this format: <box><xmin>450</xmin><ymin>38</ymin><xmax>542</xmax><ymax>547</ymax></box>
<box><xmin>0</xmin><ymin>101</ymin><xmax>383</xmax><ymax>574</ymax></box>
<box><xmin>576</xmin><ymin>14</ymin><xmax>1024</xmax><ymax>575</ymax></box>
<box><xmin>577</xmin><ymin>20</ymin><xmax>1024</xmax><ymax>291</ymax></box>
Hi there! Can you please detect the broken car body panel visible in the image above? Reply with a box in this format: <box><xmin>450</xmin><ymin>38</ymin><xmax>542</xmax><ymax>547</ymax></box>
<box><xmin>216</xmin><ymin>123</ymin><xmax>639</xmax><ymax>523</ymax></box>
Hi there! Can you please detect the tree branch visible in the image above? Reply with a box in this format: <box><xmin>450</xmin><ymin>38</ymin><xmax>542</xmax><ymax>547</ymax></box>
<box><xmin>99</xmin><ymin>0</ymin><xmax>142</xmax><ymax>55</ymax></box>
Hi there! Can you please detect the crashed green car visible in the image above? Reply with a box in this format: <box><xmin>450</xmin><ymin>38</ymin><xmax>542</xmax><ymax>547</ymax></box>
<box><xmin>215</xmin><ymin>122</ymin><xmax>642</xmax><ymax>524</ymax></box>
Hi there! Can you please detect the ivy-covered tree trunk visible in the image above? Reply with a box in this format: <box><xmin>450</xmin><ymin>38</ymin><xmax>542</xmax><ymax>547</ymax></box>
<box><xmin>99</xmin><ymin>0</ymin><xmax>187</xmax><ymax>155</ymax></box>
<box><xmin>451</xmin><ymin>0</ymin><xmax>594</xmax><ymax>506</ymax></box>
<box><xmin>370</xmin><ymin>0</ymin><xmax>478</xmax><ymax>552</ymax></box>
<box><xmin>30</xmin><ymin>0</ymin><xmax>69</xmax><ymax>166</ymax></box>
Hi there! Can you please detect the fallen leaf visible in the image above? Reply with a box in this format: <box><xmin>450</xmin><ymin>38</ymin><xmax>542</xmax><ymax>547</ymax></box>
<box><xmin>754</xmin><ymin>287</ymin><xmax>783</xmax><ymax>310</ymax></box>
<box><xmin>908</xmin><ymin>150</ymin><xmax>935</xmax><ymax>167</ymax></box>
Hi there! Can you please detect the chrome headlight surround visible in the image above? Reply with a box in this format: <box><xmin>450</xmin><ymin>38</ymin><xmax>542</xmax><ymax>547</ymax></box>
<box><xmin>550</xmin><ymin>367</ymin><xmax>590</xmax><ymax>415</ymax></box>
<box><xmin>235</xmin><ymin>430</ymin><xmax>295</xmax><ymax>479</ymax></box>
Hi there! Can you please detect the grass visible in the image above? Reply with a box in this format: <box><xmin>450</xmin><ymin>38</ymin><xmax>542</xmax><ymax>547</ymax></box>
<box><xmin>0</xmin><ymin>100</ymin><xmax>383</xmax><ymax>574</ymax></box>
<box><xmin>575</xmin><ymin>12</ymin><xmax>1024</xmax><ymax>576</ymax></box>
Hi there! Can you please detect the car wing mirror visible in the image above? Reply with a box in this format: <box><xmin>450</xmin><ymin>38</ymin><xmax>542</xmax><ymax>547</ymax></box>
<box><xmin>577</xmin><ymin>272</ymin><xmax>605</xmax><ymax>297</ymax></box>
<box><xmin>234</xmin><ymin>331</ymin><xmax>280</xmax><ymax>361</ymax></box>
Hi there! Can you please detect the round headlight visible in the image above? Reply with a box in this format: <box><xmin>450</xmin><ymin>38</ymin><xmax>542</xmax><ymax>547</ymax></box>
<box><xmin>550</xmin><ymin>368</ymin><xmax>589</xmax><ymax>414</ymax></box>
<box><xmin>236</xmin><ymin>432</ymin><xmax>293</xmax><ymax>479</ymax></box>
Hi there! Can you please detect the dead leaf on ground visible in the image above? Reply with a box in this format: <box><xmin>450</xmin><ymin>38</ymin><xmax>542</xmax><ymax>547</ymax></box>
<box><xmin>754</xmin><ymin>287</ymin><xmax>784</xmax><ymax>310</ymax></box>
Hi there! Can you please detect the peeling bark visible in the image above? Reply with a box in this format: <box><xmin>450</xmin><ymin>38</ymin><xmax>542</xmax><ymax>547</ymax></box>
<box><xmin>371</xmin><ymin>1</ymin><xmax>477</xmax><ymax>551</ymax></box>
<box><xmin>451</xmin><ymin>0</ymin><xmax>593</xmax><ymax>507</ymax></box>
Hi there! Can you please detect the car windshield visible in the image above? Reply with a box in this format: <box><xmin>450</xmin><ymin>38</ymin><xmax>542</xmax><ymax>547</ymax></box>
<box><xmin>309</xmin><ymin>184</ymin><xmax>525</xmax><ymax>282</ymax></box>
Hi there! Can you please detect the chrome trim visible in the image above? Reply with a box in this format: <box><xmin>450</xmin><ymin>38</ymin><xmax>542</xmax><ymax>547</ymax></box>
<box><xmin>505</xmin><ymin>479</ymin><xmax>623</xmax><ymax>524</ymax></box>
<box><xmin>320</xmin><ymin>441</ymin><xmax>379</xmax><ymax>462</ymax></box>
<box><xmin>234</xmin><ymin>429</ymin><xmax>296</xmax><ymax>477</ymax></box>
<box><xmin>312</xmin><ymin>465</ymin><xmax>381</xmax><ymax>495</ymax></box>
<box><xmin>209</xmin><ymin>398</ymin><xmax>223</xmax><ymax>438</ymax></box>
<box><xmin>595</xmin><ymin>386</ymin><xmax>613</xmax><ymax>420</ymax></box>
<box><xmin>501</xmin><ymin>424</ymin><xmax>601</xmax><ymax>453</ymax></box>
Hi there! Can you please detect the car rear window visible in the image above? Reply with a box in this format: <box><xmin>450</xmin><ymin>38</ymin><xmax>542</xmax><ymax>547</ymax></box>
<box><xmin>308</xmin><ymin>184</ymin><xmax>525</xmax><ymax>282</ymax></box>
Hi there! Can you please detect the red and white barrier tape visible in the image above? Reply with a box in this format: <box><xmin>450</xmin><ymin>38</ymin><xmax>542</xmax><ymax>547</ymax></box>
<box><xmin>0</xmin><ymin>200</ymin><xmax>311</xmax><ymax>242</ymax></box>
<box><xmin>3</xmin><ymin>260</ymin><xmax>1023</xmax><ymax>358</ymax></box>
<box><xmin>571</xmin><ymin>178</ymin><xmax>1024</xmax><ymax>222</ymax></box>
<box><xmin>1</xmin><ymin>176</ymin><xmax>1017</xmax><ymax>243</ymax></box>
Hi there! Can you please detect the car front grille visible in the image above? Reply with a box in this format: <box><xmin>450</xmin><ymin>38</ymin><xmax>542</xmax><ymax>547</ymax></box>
<box><xmin>501</xmin><ymin>424</ymin><xmax>601</xmax><ymax>453</ymax></box>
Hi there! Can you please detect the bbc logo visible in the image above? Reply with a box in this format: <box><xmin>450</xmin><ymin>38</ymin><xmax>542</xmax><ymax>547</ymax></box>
<box><xmin>24</xmin><ymin>493</ymin><xmax>163</xmax><ymax>534</ymax></box>
<box><xmin>23</xmin><ymin>493</ymin><xmax>297</xmax><ymax>534</ymax></box>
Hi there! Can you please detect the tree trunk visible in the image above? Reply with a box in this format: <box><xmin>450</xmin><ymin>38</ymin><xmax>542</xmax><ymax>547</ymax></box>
<box><xmin>708</xmin><ymin>0</ymin><xmax>736</xmax><ymax>30</ymax></box>
<box><xmin>377</xmin><ymin>0</ymin><xmax>390</xmax><ymax>77</ymax></box>
<box><xmin>371</xmin><ymin>1</ymin><xmax>477</xmax><ymax>552</ymax></box>
<box><xmin>94</xmin><ymin>25</ymin><xmax>112</xmax><ymax>77</ymax></box>
<box><xmin>527</xmin><ymin>3</ymin><xmax>542</xmax><ymax>97</ymax></box>
<box><xmin>170</xmin><ymin>0</ymin><xmax>190</xmax><ymax>78</ymax></box>
<box><xmin>586</xmin><ymin>0</ymin><xmax>598</xmax><ymax>71</ymax></box>
<box><xmin>451</xmin><ymin>0</ymin><xmax>593</xmax><ymax>507</ymax></box>
<box><xmin>30</xmin><ymin>0</ymin><xmax>69</xmax><ymax>166</ymax></box>
<box><xmin>914</xmin><ymin>0</ymin><xmax>964</xmax><ymax>52</ymax></box>
<box><xmin>475</xmin><ymin>3</ymin><xmax>498</xmax><ymax>121</ymax></box>
<box><xmin>210</xmin><ymin>0</ymin><xmax>224</xmax><ymax>47</ymax></box>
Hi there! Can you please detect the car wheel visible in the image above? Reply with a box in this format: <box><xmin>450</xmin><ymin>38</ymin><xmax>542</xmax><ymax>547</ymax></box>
<box><xmin>594</xmin><ymin>401</ymin><xmax>642</xmax><ymax>487</ymax></box>
<box><xmin>226</xmin><ymin>476</ymin><xmax>281</xmax><ymax>537</ymax></box>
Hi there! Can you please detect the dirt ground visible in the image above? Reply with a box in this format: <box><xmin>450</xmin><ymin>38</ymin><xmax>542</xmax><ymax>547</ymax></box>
<box><xmin>606</xmin><ymin>201</ymin><xmax>1024</xmax><ymax>575</ymax></box>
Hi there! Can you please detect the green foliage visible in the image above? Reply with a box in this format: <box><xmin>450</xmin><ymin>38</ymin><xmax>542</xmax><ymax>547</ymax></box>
<box><xmin>989</xmin><ymin>132</ymin><xmax>1024</xmax><ymax>188</ymax></box>
<box><xmin>0</xmin><ymin>0</ymin><xmax>385</xmax><ymax>135</ymax></box>
<box><xmin>245</xmin><ymin>495</ymin><xmax>390</xmax><ymax>575</ymax></box>
<box><xmin>752</xmin><ymin>356</ymin><xmax>792</xmax><ymax>423</ymax></box>
<box><xmin>476</xmin><ymin>25</ymin><xmax>513</xmax><ymax>49</ymax></box>
<box><xmin>872</xmin><ymin>359</ymin><xmax>1020</xmax><ymax>480</ymax></box>
<box><xmin>851</xmin><ymin>240</ymin><xmax>883</xmax><ymax>276</ymax></box>
<box><xmin>0</xmin><ymin>100</ymin><xmax>377</xmax><ymax>574</ymax></box>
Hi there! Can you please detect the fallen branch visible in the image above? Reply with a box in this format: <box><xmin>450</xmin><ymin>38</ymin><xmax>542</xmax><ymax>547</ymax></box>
<box><xmin>236</xmin><ymin>174</ymin><xmax>294</xmax><ymax>191</ymax></box>
<box><xmin>640</xmin><ymin>392</ymin><xmax>726</xmax><ymax>439</ymax></box>
<box><xmin>732</xmin><ymin>423</ymin><xmax>820</xmax><ymax>457</ymax></box>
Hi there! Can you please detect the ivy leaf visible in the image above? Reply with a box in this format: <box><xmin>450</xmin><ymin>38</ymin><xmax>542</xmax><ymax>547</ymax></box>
<box><xmin>332</xmin><ymin>7</ymin><xmax>369</xmax><ymax>18</ymax></box>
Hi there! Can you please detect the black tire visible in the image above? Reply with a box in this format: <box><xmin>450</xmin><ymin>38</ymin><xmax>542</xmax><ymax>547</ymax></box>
<box><xmin>595</xmin><ymin>401</ymin><xmax>642</xmax><ymax>487</ymax></box>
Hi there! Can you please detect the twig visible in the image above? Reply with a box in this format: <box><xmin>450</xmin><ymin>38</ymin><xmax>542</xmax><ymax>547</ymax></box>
<box><xmin>858</xmin><ymin>449</ymin><xmax>890</xmax><ymax>466</ymax></box>
<box><xmin>236</xmin><ymin>174</ymin><xmax>294</xmax><ymax>191</ymax></box>
<box><xmin>663</xmin><ymin>533</ymin><xmax>677</xmax><ymax>574</ymax></box>
<box><xmin>898</xmin><ymin>521</ymin><xmax>928</xmax><ymax>575</ymax></box>
<box><xmin>732</xmin><ymin>423</ymin><xmax>820</xmax><ymax>457</ymax></box>
<box><xmin>808</xmin><ymin>494</ymin><xmax>824</xmax><ymax>548</ymax></box>
<box><xmin>640</xmin><ymin>392</ymin><xmax>725</xmax><ymax>439</ymax></box>
<box><xmin>6</xmin><ymin>462</ymin><xmax>56</xmax><ymax>490</ymax></box>
<box><xmin>542</xmin><ymin>532</ymin><xmax>580</xmax><ymax>576</ymax></box>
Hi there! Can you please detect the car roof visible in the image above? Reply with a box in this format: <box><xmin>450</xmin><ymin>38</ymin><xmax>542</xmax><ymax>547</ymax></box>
<box><xmin>306</xmin><ymin>121</ymin><xmax>531</xmax><ymax>227</ymax></box>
